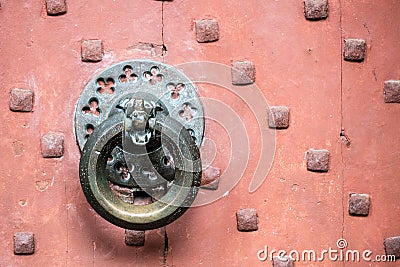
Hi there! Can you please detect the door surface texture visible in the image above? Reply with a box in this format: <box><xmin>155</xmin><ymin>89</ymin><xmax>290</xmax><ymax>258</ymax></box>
<box><xmin>0</xmin><ymin>1</ymin><xmax>399</xmax><ymax>266</ymax></box>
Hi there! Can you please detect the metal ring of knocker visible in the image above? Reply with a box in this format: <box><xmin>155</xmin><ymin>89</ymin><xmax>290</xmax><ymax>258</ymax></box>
<box><xmin>75</xmin><ymin>60</ymin><xmax>204</xmax><ymax>230</ymax></box>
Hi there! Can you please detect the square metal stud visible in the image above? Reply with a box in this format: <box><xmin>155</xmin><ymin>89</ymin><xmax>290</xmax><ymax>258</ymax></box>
<box><xmin>200</xmin><ymin>166</ymin><xmax>220</xmax><ymax>190</ymax></box>
<box><xmin>343</xmin><ymin>39</ymin><xmax>366</xmax><ymax>62</ymax></box>
<box><xmin>45</xmin><ymin>0</ymin><xmax>67</xmax><ymax>16</ymax></box>
<box><xmin>201</xmin><ymin>178</ymin><xmax>219</xmax><ymax>190</ymax></box>
<box><xmin>384</xmin><ymin>80</ymin><xmax>400</xmax><ymax>103</ymax></box>
<box><xmin>14</xmin><ymin>232</ymin><xmax>35</xmax><ymax>255</ymax></box>
<box><xmin>304</xmin><ymin>0</ymin><xmax>328</xmax><ymax>20</ymax></box>
<box><xmin>236</xmin><ymin>208</ymin><xmax>258</xmax><ymax>232</ymax></box>
<box><xmin>195</xmin><ymin>19</ymin><xmax>220</xmax><ymax>43</ymax></box>
<box><xmin>268</xmin><ymin>106</ymin><xmax>290</xmax><ymax>129</ymax></box>
<box><xmin>41</xmin><ymin>132</ymin><xmax>64</xmax><ymax>158</ymax></box>
<box><xmin>231</xmin><ymin>61</ymin><xmax>255</xmax><ymax>85</ymax></box>
<box><xmin>125</xmin><ymin>230</ymin><xmax>145</xmax><ymax>246</ymax></box>
<box><xmin>81</xmin><ymin>39</ymin><xmax>103</xmax><ymax>62</ymax></box>
<box><xmin>306</xmin><ymin>149</ymin><xmax>330</xmax><ymax>172</ymax></box>
<box><xmin>384</xmin><ymin>236</ymin><xmax>400</xmax><ymax>259</ymax></box>
<box><xmin>10</xmin><ymin>88</ymin><xmax>34</xmax><ymax>112</ymax></box>
<box><xmin>272</xmin><ymin>256</ymin><xmax>294</xmax><ymax>267</ymax></box>
<box><xmin>349</xmin><ymin>193</ymin><xmax>370</xmax><ymax>216</ymax></box>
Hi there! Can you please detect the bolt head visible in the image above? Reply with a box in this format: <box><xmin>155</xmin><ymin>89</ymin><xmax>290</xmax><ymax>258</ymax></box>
<box><xmin>10</xmin><ymin>88</ymin><xmax>34</xmax><ymax>112</ymax></box>
<box><xmin>272</xmin><ymin>256</ymin><xmax>294</xmax><ymax>267</ymax></box>
<box><xmin>14</xmin><ymin>232</ymin><xmax>35</xmax><ymax>255</ymax></box>
<box><xmin>384</xmin><ymin>80</ymin><xmax>400</xmax><ymax>103</ymax></box>
<box><xmin>304</xmin><ymin>0</ymin><xmax>328</xmax><ymax>20</ymax></box>
<box><xmin>195</xmin><ymin>19</ymin><xmax>220</xmax><ymax>43</ymax></box>
<box><xmin>384</xmin><ymin>236</ymin><xmax>400</xmax><ymax>259</ymax></box>
<box><xmin>41</xmin><ymin>132</ymin><xmax>64</xmax><ymax>158</ymax></box>
<box><xmin>344</xmin><ymin>39</ymin><xmax>366</xmax><ymax>62</ymax></box>
<box><xmin>231</xmin><ymin>61</ymin><xmax>255</xmax><ymax>85</ymax></box>
<box><xmin>45</xmin><ymin>0</ymin><xmax>67</xmax><ymax>16</ymax></box>
<box><xmin>268</xmin><ymin>106</ymin><xmax>290</xmax><ymax>129</ymax></box>
<box><xmin>125</xmin><ymin>230</ymin><xmax>145</xmax><ymax>246</ymax></box>
<box><xmin>306</xmin><ymin>149</ymin><xmax>330</xmax><ymax>172</ymax></box>
<box><xmin>81</xmin><ymin>39</ymin><xmax>103</xmax><ymax>62</ymax></box>
<box><xmin>349</xmin><ymin>193</ymin><xmax>370</xmax><ymax>216</ymax></box>
<box><xmin>200</xmin><ymin>166</ymin><xmax>220</xmax><ymax>190</ymax></box>
<box><xmin>236</xmin><ymin>208</ymin><xmax>258</xmax><ymax>232</ymax></box>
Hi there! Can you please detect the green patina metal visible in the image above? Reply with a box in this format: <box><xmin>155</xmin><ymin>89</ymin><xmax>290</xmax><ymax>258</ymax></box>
<box><xmin>75</xmin><ymin>60</ymin><xmax>204</xmax><ymax>230</ymax></box>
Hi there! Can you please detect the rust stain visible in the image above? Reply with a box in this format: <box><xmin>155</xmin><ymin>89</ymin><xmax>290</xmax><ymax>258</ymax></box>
<box><xmin>35</xmin><ymin>178</ymin><xmax>53</xmax><ymax>192</ymax></box>
<box><xmin>12</xmin><ymin>141</ymin><xmax>24</xmax><ymax>156</ymax></box>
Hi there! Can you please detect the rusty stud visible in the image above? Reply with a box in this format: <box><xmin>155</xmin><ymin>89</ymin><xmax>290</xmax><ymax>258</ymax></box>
<box><xmin>41</xmin><ymin>132</ymin><xmax>64</xmax><ymax>158</ymax></box>
<box><xmin>9</xmin><ymin>88</ymin><xmax>34</xmax><ymax>112</ymax></box>
<box><xmin>201</xmin><ymin>178</ymin><xmax>219</xmax><ymax>190</ymax></box>
<box><xmin>268</xmin><ymin>106</ymin><xmax>290</xmax><ymax>129</ymax></box>
<box><xmin>349</xmin><ymin>193</ymin><xmax>370</xmax><ymax>216</ymax></box>
<box><xmin>200</xmin><ymin>166</ymin><xmax>220</xmax><ymax>190</ymax></box>
<box><xmin>231</xmin><ymin>61</ymin><xmax>255</xmax><ymax>85</ymax></box>
<box><xmin>81</xmin><ymin>39</ymin><xmax>103</xmax><ymax>62</ymax></box>
<box><xmin>195</xmin><ymin>19</ymin><xmax>220</xmax><ymax>43</ymax></box>
<box><xmin>306</xmin><ymin>149</ymin><xmax>330</xmax><ymax>172</ymax></box>
<box><xmin>384</xmin><ymin>236</ymin><xmax>400</xmax><ymax>259</ymax></box>
<box><xmin>272</xmin><ymin>256</ymin><xmax>294</xmax><ymax>267</ymax></box>
<box><xmin>45</xmin><ymin>0</ymin><xmax>67</xmax><ymax>16</ymax></box>
<box><xmin>125</xmin><ymin>230</ymin><xmax>145</xmax><ymax>246</ymax></box>
<box><xmin>236</xmin><ymin>208</ymin><xmax>258</xmax><ymax>232</ymax></box>
<box><xmin>384</xmin><ymin>80</ymin><xmax>400</xmax><ymax>103</ymax></box>
<box><xmin>14</xmin><ymin>232</ymin><xmax>35</xmax><ymax>255</ymax></box>
<box><xmin>304</xmin><ymin>0</ymin><xmax>328</xmax><ymax>20</ymax></box>
<box><xmin>343</xmin><ymin>39</ymin><xmax>366</xmax><ymax>62</ymax></box>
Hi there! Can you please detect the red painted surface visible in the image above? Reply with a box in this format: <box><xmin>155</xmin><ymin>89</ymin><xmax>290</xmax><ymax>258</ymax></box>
<box><xmin>0</xmin><ymin>0</ymin><xmax>399</xmax><ymax>266</ymax></box>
